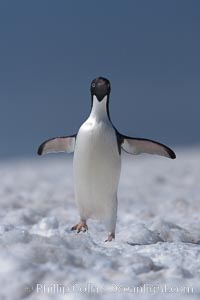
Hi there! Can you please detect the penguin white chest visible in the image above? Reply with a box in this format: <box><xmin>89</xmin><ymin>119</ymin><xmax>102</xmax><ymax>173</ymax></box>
<box><xmin>73</xmin><ymin>116</ymin><xmax>121</xmax><ymax>219</ymax></box>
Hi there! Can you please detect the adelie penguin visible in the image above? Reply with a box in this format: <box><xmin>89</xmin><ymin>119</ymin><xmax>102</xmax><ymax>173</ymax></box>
<box><xmin>38</xmin><ymin>77</ymin><xmax>176</xmax><ymax>242</ymax></box>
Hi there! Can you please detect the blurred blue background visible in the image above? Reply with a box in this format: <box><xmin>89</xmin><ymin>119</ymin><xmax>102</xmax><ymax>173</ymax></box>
<box><xmin>0</xmin><ymin>0</ymin><xmax>199</xmax><ymax>157</ymax></box>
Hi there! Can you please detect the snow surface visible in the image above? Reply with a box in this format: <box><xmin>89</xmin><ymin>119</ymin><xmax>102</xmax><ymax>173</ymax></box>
<box><xmin>0</xmin><ymin>148</ymin><xmax>200</xmax><ymax>300</ymax></box>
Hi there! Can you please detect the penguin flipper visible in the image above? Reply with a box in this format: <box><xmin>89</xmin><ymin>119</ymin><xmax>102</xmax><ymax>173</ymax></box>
<box><xmin>119</xmin><ymin>134</ymin><xmax>176</xmax><ymax>159</ymax></box>
<box><xmin>37</xmin><ymin>135</ymin><xmax>76</xmax><ymax>155</ymax></box>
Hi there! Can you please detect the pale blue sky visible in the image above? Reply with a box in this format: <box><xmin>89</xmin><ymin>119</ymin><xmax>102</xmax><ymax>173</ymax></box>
<box><xmin>0</xmin><ymin>1</ymin><xmax>199</xmax><ymax>157</ymax></box>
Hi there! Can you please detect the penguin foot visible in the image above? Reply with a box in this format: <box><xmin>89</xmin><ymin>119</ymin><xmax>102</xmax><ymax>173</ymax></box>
<box><xmin>71</xmin><ymin>220</ymin><xmax>88</xmax><ymax>233</ymax></box>
<box><xmin>105</xmin><ymin>232</ymin><xmax>115</xmax><ymax>242</ymax></box>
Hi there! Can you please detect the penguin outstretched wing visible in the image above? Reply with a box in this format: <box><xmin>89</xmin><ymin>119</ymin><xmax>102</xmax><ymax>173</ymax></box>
<box><xmin>38</xmin><ymin>135</ymin><xmax>76</xmax><ymax>155</ymax></box>
<box><xmin>117</xmin><ymin>133</ymin><xmax>176</xmax><ymax>159</ymax></box>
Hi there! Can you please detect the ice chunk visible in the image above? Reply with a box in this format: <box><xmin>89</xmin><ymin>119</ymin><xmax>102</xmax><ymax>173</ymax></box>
<box><xmin>150</xmin><ymin>219</ymin><xmax>197</xmax><ymax>243</ymax></box>
<box><xmin>121</xmin><ymin>224</ymin><xmax>163</xmax><ymax>245</ymax></box>
<box><xmin>30</xmin><ymin>216</ymin><xmax>59</xmax><ymax>237</ymax></box>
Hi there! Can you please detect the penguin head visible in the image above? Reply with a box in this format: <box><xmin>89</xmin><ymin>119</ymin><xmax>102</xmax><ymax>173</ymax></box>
<box><xmin>90</xmin><ymin>77</ymin><xmax>111</xmax><ymax>101</ymax></box>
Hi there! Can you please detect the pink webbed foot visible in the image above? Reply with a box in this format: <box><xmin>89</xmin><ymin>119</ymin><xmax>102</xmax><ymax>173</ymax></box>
<box><xmin>71</xmin><ymin>220</ymin><xmax>88</xmax><ymax>233</ymax></box>
<box><xmin>105</xmin><ymin>232</ymin><xmax>115</xmax><ymax>242</ymax></box>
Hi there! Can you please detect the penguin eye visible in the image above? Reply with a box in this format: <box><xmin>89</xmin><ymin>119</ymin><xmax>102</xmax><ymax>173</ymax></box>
<box><xmin>92</xmin><ymin>83</ymin><xmax>95</xmax><ymax>88</ymax></box>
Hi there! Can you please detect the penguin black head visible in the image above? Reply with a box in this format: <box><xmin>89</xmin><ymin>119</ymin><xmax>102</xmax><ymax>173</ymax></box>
<box><xmin>90</xmin><ymin>77</ymin><xmax>111</xmax><ymax>102</ymax></box>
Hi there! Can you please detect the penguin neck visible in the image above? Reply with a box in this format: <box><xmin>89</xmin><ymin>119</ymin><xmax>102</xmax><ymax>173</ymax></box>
<box><xmin>89</xmin><ymin>95</ymin><xmax>111</xmax><ymax>123</ymax></box>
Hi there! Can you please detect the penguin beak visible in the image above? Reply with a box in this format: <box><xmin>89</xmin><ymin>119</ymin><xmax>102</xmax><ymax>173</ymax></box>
<box><xmin>95</xmin><ymin>86</ymin><xmax>108</xmax><ymax>101</ymax></box>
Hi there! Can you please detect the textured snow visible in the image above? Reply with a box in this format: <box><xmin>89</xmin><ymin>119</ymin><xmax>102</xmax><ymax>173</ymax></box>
<box><xmin>0</xmin><ymin>148</ymin><xmax>200</xmax><ymax>300</ymax></box>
